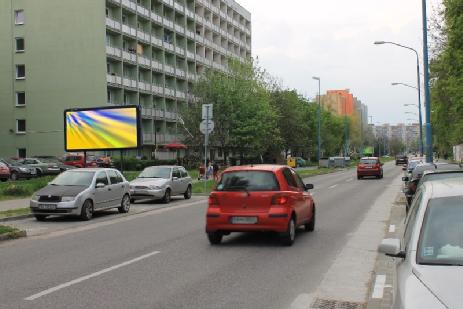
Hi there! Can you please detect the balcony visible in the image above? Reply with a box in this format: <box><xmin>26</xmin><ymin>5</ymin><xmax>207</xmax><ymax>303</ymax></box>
<box><xmin>187</xmin><ymin>72</ymin><xmax>196</xmax><ymax>81</ymax></box>
<box><xmin>175</xmin><ymin>69</ymin><xmax>186</xmax><ymax>78</ymax></box>
<box><xmin>121</xmin><ymin>0</ymin><xmax>137</xmax><ymax>11</ymax></box>
<box><xmin>151</xmin><ymin>12</ymin><xmax>163</xmax><ymax>24</ymax></box>
<box><xmin>108</xmin><ymin>0</ymin><xmax>121</xmax><ymax>5</ymax></box>
<box><xmin>163</xmin><ymin>18</ymin><xmax>174</xmax><ymax>29</ymax></box>
<box><xmin>175</xmin><ymin>90</ymin><xmax>186</xmax><ymax>99</ymax></box>
<box><xmin>175</xmin><ymin>46</ymin><xmax>185</xmax><ymax>55</ymax></box>
<box><xmin>164</xmin><ymin>111</ymin><xmax>178</xmax><ymax>120</ymax></box>
<box><xmin>138</xmin><ymin>81</ymin><xmax>151</xmax><ymax>92</ymax></box>
<box><xmin>186</xmin><ymin>50</ymin><xmax>195</xmax><ymax>60</ymax></box>
<box><xmin>122</xmin><ymin>24</ymin><xmax>137</xmax><ymax>37</ymax></box>
<box><xmin>137</xmin><ymin>55</ymin><xmax>151</xmax><ymax>67</ymax></box>
<box><xmin>151</xmin><ymin>36</ymin><xmax>163</xmax><ymax>47</ymax></box>
<box><xmin>106</xmin><ymin>17</ymin><xmax>121</xmax><ymax>32</ymax></box>
<box><xmin>174</xmin><ymin>2</ymin><xmax>184</xmax><ymax>12</ymax></box>
<box><xmin>164</xmin><ymin>134</ymin><xmax>178</xmax><ymax>143</ymax></box>
<box><xmin>142</xmin><ymin>108</ymin><xmax>165</xmax><ymax>118</ymax></box>
<box><xmin>165</xmin><ymin>88</ymin><xmax>176</xmax><ymax>97</ymax></box>
<box><xmin>163</xmin><ymin>42</ymin><xmax>175</xmax><ymax>52</ymax></box>
<box><xmin>143</xmin><ymin>133</ymin><xmax>153</xmax><ymax>143</ymax></box>
<box><xmin>185</xmin><ymin>9</ymin><xmax>195</xmax><ymax>19</ymax></box>
<box><xmin>174</xmin><ymin>24</ymin><xmax>185</xmax><ymax>34</ymax></box>
<box><xmin>106</xmin><ymin>46</ymin><xmax>122</xmax><ymax>58</ymax></box>
<box><xmin>137</xmin><ymin>30</ymin><xmax>150</xmax><ymax>42</ymax></box>
<box><xmin>164</xmin><ymin>65</ymin><xmax>175</xmax><ymax>75</ymax></box>
<box><xmin>151</xmin><ymin>59</ymin><xmax>163</xmax><ymax>71</ymax></box>
<box><xmin>123</xmin><ymin>78</ymin><xmax>137</xmax><ymax>88</ymax></box>
<box><xmin>106</xmin><ymin>74</ymin><xmax>122</xmax><ymax>85</ymax></box>
<box><xmin>162</xmin><ymin>0</ymin><xmax>174</xmax><ymax>7</ymax></box>
<box><xmin>137</xmin><ymin>5</ymin><xmax>150</xmax><ymax>18</ymax></box>
<box><xmin>152</xmin><ymin>84</ymin><xmax>164</xmax><ymax>95</ymax></box>
<box><xmin>186</xmin><ymin>30</ymin><xmax>195</xmax><ymax>39</ymax></box>
<box><xmin>122</xmin><ymin>51</ymin><xmax>137</xmax><ymax>62</ymax></box>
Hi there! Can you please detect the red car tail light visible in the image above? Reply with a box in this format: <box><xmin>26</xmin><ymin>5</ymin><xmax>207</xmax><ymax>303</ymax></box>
<box><xmin>271</xmin><ymin>194</ymin><xmax>289</xmax><ymax>206</ymax></box>
<box><xmin>208</xmin><ymin>195</ymin><xmax>220</xmax><ymax>207</ymax></box>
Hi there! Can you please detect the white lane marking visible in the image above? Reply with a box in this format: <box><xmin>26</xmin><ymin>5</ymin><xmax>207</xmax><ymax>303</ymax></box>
<box><xmin>389</xmin><ymin>225</ymin><xmax>396</xmax><ymax>233</ymax></box>
<box><xmin>346</xmin><ymin>178</ymin><xmax>353</xmax><ymax>182</ymax></box>
<box><xmin>288</xmin><ymin>293</ymin><xmax>315</xmax><ymax>309</ymax></box>
<box><xmin>25</xmin><ymin>251</ymin><xmax>160</xmax><ymax>301</ymax></box>
<box><xmin>328</xmin><ymin>184</ymin><xmax>338</xmax><ymax>189</ymax></box>
<box><xmin>371</xmin><ymin>275</ymin><xmax>387</xmax><ymax>299</ymax></box>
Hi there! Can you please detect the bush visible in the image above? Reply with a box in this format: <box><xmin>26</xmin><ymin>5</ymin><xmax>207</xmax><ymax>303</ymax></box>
<box><xmin>112</xmin><ymin>158</ymin><xmax>178</xmax><ymax>171</ymax></box>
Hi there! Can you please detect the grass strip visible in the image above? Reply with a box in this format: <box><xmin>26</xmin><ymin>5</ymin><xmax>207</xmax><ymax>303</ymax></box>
<box><xmin>0</xmin><ymin>208</ymin><xmax>31</xmax><ymax>219</ymax></box>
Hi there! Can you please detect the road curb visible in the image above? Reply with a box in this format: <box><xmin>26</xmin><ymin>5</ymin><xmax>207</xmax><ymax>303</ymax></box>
<box><xmin>0</xmin><ymin>229</ymin><xmax>27</xmax><ymax>242</ymax></box>
<box><xmin>0</xmin><ymin>214</ymin><xmax>34</xmax><ymax>222</ymax></box>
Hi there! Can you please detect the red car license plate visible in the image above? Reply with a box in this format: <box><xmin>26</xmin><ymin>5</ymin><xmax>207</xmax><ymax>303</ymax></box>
<box><xmin>231</xmin><ymin>217</ymin><xmax>258</xmax><ymax>224</ymax></box>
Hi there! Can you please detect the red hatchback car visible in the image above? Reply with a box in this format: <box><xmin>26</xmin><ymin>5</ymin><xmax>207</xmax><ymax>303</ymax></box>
<box><xmin>357</xmin><ymin>157</ymin><xmax>383</xmax><ymax>179</ymax></box>
<box><xmin>206</xmin><ymin>165</ymin><xmax>316</xmax><ymax>246</ymax></box>
<box><xmin>0</xmin><ymin>161</ymin><xmax>10</xmax><ymax>182</ymax></box>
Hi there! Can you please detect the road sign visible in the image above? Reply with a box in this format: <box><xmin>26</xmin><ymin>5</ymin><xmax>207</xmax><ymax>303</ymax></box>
<box><xmin>200</xmin><ymin>120</ymin><xmax>214</xmax><ymax>134</ymax></box>
<box><xmin>202</xmin><ymin>104</ymin><xmax>213</xmax><ymax>120</ymax></box>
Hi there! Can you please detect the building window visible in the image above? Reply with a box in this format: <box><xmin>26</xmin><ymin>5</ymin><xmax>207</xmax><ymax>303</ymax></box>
<box><xmin>16</xmin><ymin>92</ymin><xmax>25</xmax><ymax>106</ymax></box>
<box><xmin>16</xmin><ymin>64</ymin><xmax>25</xmax><ymax>79</ymax></box>
<box><xmin>15</xmin><ymin>38</ymin><xmax>25</xmax><ymax>52</ymax></box>
<box><xmin>107</xmin><ymin>90</ymin><xmax>112</xmax><ymax>104</ymax></box>
<box><xmin>15</xmin><ymin>10</ymin><xmax>24</xmax><ymax>25</ymax></box>
<box><xmin>16</xmin><ymin>119</ymin><xmax>26</xmax><ymax>134</ymax></box>
<box><xmin>17</xmin><ymin>148</ymin><xmax>26</xmax><ymax>158</ymax></box>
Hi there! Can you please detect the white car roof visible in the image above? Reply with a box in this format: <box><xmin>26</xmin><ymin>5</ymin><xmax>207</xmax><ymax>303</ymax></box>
<box><xmin>424</xmin><ymin>178</ymin><xmax>463</xmax><ymax>199</ymax></box>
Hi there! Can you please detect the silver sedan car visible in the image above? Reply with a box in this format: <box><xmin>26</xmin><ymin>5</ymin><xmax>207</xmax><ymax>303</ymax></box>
<box><xmin>129</xmin><ymin>166</ymin><xmax>192</xmax><ymax>203</ymax></box>
<box><xmin>30</xmin><ymin>168</ymin><xmax>130</xmax><ymax>221</ymax></box>
<box><xmin>379</xmin><ymin>178</ymin><xmax>463</xmax><ymax>309</ymax></box>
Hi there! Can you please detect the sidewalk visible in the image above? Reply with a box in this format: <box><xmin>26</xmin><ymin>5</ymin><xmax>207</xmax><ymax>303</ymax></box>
<box><xmin>0</xmin><ymin>198</ymin><xmax>30</xmax><ymax>212</ymax></box>
<box><xmin>366</xmin><ymin>192</ymin><xmax>407</xmax><ymax>308</ymax></box>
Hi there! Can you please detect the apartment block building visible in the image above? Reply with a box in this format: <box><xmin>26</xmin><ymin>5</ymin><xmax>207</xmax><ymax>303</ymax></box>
<box><xmin>372</xmin><ymin>123</ymin><xmax>421</xmax><ymax>151</ymax></box>
<box><xmin>319</xmin><ymin>89</ymin><xmax>369</xmax><ymax>128</ymax></box>
<box><xmin>0</xmin><ymin>0</ymin><xmax>251</xmax><ymax>159</ymax></box>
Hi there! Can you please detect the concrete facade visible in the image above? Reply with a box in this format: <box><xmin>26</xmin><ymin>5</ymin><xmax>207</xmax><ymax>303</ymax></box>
<box><xmin>0</xmin><ymin>0</ymin><xmax>251</xmax><ymax>159</ymax></box>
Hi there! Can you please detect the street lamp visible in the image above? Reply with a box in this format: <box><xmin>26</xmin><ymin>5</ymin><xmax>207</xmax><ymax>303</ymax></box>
<box><xmin>374</xmin><ymin>41</ymin><xmax>424</xmax><ymax>156</ymax></box>
<box><xmin>405</xmin><ymin>111</ymin><xmax>418</xmax><ymax>116</ymax></box>
<box><xmin>404</xmin><ymin>103</ymin><xmax>419</xmax><ymax>108</ymax></box>
<box><xmin>312</xmin><ymin>76</ymin><xmax>321</xmax><ymax>164</ymax></box>
<box><xmin>391</xmin><ymin>82</ymin><xmax>418</xmax><ymax>90</ymax></box>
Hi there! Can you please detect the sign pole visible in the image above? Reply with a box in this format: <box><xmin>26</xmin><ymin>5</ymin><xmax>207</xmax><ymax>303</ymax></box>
<box><xmin>204</xmin><ymin>106</ymin><xmax>210</xmax><ymax>192</ymax></box>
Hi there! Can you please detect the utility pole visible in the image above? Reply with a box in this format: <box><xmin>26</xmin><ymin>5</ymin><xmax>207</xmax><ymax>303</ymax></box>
<box><xmin>422</xmin><ymin>0</ymin><xmax>433</xmax><ymax>163</ymax></box>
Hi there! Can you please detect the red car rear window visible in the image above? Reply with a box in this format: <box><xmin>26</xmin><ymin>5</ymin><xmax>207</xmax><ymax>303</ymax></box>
<box><xmin>360</xmin><ymin>159</ymin><xmax>378</xmax><ymax>164</ymax></box>
<box><xmin>216</xmin><ymin>171</ymin><xmax>280</xmax><ymax>192</ymax></box>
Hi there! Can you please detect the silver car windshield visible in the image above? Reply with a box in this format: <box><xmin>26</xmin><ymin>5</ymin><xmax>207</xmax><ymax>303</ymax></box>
<box><xmin>138</xmin><ymin>167</ymin><xmax>171</xmax><ymax>179</ymax></box>
<box><xmin>50</xmin><ymin>171</ymin><xmax>95</xmax><ymax>186</ymax></box>
<box><xmin>418</xmin><ymin>196</ymin><xmax>463</xmax><ymax>266</ymax></box>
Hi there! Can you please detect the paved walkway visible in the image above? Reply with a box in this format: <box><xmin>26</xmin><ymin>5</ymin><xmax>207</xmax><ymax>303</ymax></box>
<box><xmin>0</xmin><ymin>198</ymin><xmax>30</xmax><ymax>212</ymax></box>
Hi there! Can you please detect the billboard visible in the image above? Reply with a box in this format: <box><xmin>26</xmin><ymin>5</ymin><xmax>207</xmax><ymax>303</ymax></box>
<box><xmin>64</xmin><ymin>106</ymin><xmax>140</xmax><ymax>152</ymax></box>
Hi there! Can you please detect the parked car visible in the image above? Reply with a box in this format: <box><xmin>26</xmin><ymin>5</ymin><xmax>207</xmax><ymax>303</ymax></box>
<box><xmin>403</xmin><ymin>163</ymin><xmax>437</xmax><ymax>208</ymax></box>
<box><xmin>96</xmin><ymin>156</ymin><xmax>113</xmax><ymax>168</ymax></box>
<box><xmin>30</xmin><ymin>168</ymin><xmax>130</xmax><ymax>221</ymax></box>
<box><xmin>0</xmin><ymin>161</ymin><xmax>10</xmax><ymax>182</ymax></box>
<box><xmin>357</xmin><ymin>157</ymin><xmax>383</xmax><ymax>179</ymax></box>
<box><xmin>205</xmin><ymin>165</ymin><xmax>316</xmax><ymax>246</ymax></box>
<box><xmin>0</xmin><ymin>159</ymin><xmax>37</xmax><ymax>180</ymax></box>
<box><xmin>378</xmin><ymin>178</ymin><xmax>463</xmax><ymax>309</ymax></box>
<box><xmin>16</xmin><ymin>158</ymin><xmax>61</xmax><ymax>176</ymax></box>
<box><xmin>129</xmin><ymin>166</ymin><xmax>192</xmax><ymax>203</ymax></box>
<box><xmin>33</xmin><ymin>157</ymin><xmax>76</xmax><ymax>172</ymax></box>
<box><xmin>62</xmin><ymin>154</ymin><xmax>98</xmax><ymax>168</ymax></box>
<box><xmin>395</xmin><ymin>154</ymin><xmax>408</xmax><ymax>165</ymax></box>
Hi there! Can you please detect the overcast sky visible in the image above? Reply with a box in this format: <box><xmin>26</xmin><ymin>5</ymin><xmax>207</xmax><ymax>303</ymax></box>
<box><xmin>237</xmin><ymin>0</ymin><xmax>442</xmax><ymax>125</ymax></box>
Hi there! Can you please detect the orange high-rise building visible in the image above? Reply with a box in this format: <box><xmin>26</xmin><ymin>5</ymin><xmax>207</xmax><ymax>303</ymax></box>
<box><xmin>320</xmin><ymin>89</ymin><xmax>355</xmax><ymax>116</ymax></box>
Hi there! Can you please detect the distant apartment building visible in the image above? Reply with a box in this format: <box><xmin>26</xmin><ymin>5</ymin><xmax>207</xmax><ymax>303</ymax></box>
<box><xmin>319</xmin><ymin>89</ymin><xmax>368</xmax><ymax>128</ymax></box>
<box><xmin>372</xmin><ymin>123</ymin><xmax>421</xmax><ymax>149</ymax></box>
<box><xmin>0</xmin><ymin>0</ymin><xmax>251</xmax><ymax>159</ymax></box>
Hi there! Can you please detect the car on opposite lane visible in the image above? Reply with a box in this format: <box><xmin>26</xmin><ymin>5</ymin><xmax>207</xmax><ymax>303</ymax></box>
<box><xmin>30</xmin><ymin>168</ymin><xmax>130</xmax><ymax>221</ymax></box>
<box><xmin>129</xmin><ymin>166</ymin><xmax>192</xmax><ymax>203</ymax></box>
<box><xmin>395</xmin><ymin>154</ymin><xmax>408</xmax><ymax>165</ymax></box>
<box><xmin>379</xmin><ymin>178</ymin><xmax>463</xmax><ymax>309</ymax></box>
<box><xmin>205</xmin><ymin>165</ymin><xmax>316</xmax><ymax>246</ymax></box>
<box><xmin>357</xmin><ymin>157</ymin><xmax>383</xmax><ymax>179</ymax></box>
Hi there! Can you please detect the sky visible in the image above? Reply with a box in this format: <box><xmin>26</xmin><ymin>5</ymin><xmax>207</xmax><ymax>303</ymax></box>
<box><xmin>236</xmin><ymin>0</ymin><xmax>442</xmax><ymax>125</ymax></box>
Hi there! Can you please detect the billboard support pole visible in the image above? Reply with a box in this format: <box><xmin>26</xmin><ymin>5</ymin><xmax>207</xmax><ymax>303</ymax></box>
<box><xmin>120</xmin><ymin>150</ymin><xmax>124</xmax><ymax>174</ymax></box>
<box><xmin>83</xmin><ymin>151</ymin><xmax>87</xmax><ymax>168</ymax></box>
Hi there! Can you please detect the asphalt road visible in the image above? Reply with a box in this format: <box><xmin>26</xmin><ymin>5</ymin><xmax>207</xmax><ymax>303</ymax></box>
<box><xmin>0</xmin><ymin>163</ymin><xmax>402</xmax><ymax>309</ymax></box>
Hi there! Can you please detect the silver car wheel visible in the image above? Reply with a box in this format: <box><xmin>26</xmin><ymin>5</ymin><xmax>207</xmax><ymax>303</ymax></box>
<box><xmin>289</xmin><ymin>219</ymin><xmax>296</xmax><ymax>241</ymax></box>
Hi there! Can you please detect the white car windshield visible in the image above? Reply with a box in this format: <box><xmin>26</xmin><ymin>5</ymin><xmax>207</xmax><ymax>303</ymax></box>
<box><xmin>50</xmin><ymin>171</ymin><xmax>95</xmax><ymax>186</ymax></box>
<box><xmin>418</xmin><ymin>196</ymin><xmax>463</xmax><ymax>266</ymax></box>
<box><xmin>138</xmin><ymin>167</ymin><xmax>171</xmax><ymax>179</ymax></box>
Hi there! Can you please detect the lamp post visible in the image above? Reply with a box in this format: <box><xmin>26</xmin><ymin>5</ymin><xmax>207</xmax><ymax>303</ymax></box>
<box><xmin>375</xmin><ymin>41</ymin><xmax>424</xmax><ymax>157</ymax></box>
<box><xmin>312</xmin><ymin>77</ymin><xmax>321</xmax><ymax>164</ymax></box>
<box><xmin>421</xmin><ymin>0</ymin><xmax>433</xmax><ymax>163</ymax></box>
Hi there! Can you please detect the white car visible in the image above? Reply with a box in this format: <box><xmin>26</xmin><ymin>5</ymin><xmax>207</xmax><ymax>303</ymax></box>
<box><xmin>129</xmin><ymin>166</ymin><xmax>192</xmax><ymax>203</ymax></box>
<box><xmin>379</xmin><ymin>178</ymin><xmax>463</xmax><ymax>308</ymax></box>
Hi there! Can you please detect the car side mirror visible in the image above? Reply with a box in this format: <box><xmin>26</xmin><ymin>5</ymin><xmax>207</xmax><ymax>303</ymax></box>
<box><xmin>402</xmin><ymin>167</ymin><xmax>406</xmax><ymax>171</ymax></box>
<box><xmin>402</xmin><ymin>176</ymin><xmax>409</xmax><ymax>182</ymax></box>
<box><xmin>378</xmin><ymin>238</ymin><xmax>405</xmax><ymax>258</ymax></box>
<box><xmin>304</xmin><ymin>184</ymin><xmax>314</xmax><ymax>190</ymax></box>
<box><xmin>96</xmin><ymin>183</ymin><xmax>106</xmax><ymax>189</ymax></box>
